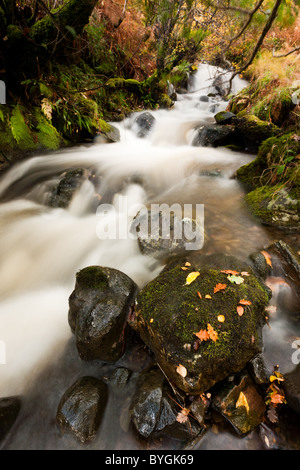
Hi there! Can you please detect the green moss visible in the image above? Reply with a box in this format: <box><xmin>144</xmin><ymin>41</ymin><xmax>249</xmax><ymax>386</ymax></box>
<box><xmin>76</xmin><ymin>266</ymin><xmax>109</xmax><ymax>290</ymax></box>
<box><xmin>10</xmin><ymin>104</ymin><xmax>35</xmax><ymax>151</ymax></box>
<box><xmin>35</xmin><ymin>111</ymin><xmax>61</xmax><ymax>150</ymax></box>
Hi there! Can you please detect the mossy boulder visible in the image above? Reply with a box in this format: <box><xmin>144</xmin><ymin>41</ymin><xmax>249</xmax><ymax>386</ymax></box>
<box><xmin>249</xmin><ymin>87</ymin><xmax>295</xmax><ymax>128</ymax></box>
<box><xmin>232</xmin><ymin>115</ymin><xmax>280</xmax><ymax>153</ymax></box>
<box><xmin>245</xmin><ymin>185</ymin><xmax>300</xmax><ymax>229</ymax></box>
<box><xmin>129</xmin><ymin>253</ymin><xmax>270</xmax><ymax>395</ymax></box>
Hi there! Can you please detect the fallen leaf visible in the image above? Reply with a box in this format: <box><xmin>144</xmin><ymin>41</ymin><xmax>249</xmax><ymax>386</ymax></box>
<box><xmin>207</xmin><ymin>323</ymin><xmax>218</xmax><ymax>341</ymax></box>
<box><xmin>227</xmin><ymin>274</ymin><xmax>244</xmax><ymax>284</ymax></box>
<box><xmin>261</xmin><ymin>250</ymin><xmax>273</xmax><ymax>268</ymax></box>
<box><xmin>270</xmin><ymin>371</ymin><xmax>284</xmax><ymax>383</ymax></box>
<box><xmin>217</xmin><ymin>314</ymin><xmax>225</xmax><ymax>322</ymax></box>
<box><xmin>205</xmin><ymin>294</ymin><xmax>212</xmax><ymax>299</ymax></box>
<box><xmin>185</xmin><ymin>262</ymin><xmax>191</xmax><ymax>267</ymax></box>
<box><xmin>236</xmin><ymin>391</ymin><xmax>249</xmax><ymax>413</ymax></box>
<box><xmin>267</xmin><ymin>404</ymin><xmax>278</xmax><ymax>424</ymax></box>
<box><xmin>176</xmin><ymin>410</ymin><xmax>189</xmax><ymax>423</ymax></box>
<box><xmin>185</xmin><ymin>271</ymin><xmax>200</xmax><ymax>285</ymax></box>
<box><xmin>221</xmin><ymin>270</ymin><xmax>240</xmax><ymax>275</ymax></box>
<box><xmin>214</xmin><ymin>283</ymin><xmax>227</xmax><ymax>294</ymax></box>
<box><xmin>270</xmin><ymin>393</ymin><xmax>286</xmax><ymax>405</ymax></box>
<box><xmin>176</xmin><ymin>364</ymin><xmax>187</xmax><ymax>378</ymax></box>
<box><xmin>237</xmin><ymin>305</ymin><xmax>244</xmax><ymax>316</ymax></box>
<box><xmin>194</xmin><ymin>329</ymin><xmax>210</xmax><ymax>341</ymax></box>
<box><xmin>197</xmin><ymin>291</ymin><xmax>202</xmax><ymax>299</ymax></box>
<box><xmin>239</xmin><ymin>299</ymin><xmax>252</xmax><ymax>306</ymax></box>
<box><xmin>150</xmin><ymin>318</ymin><xmax>154</xmax><ymax>323</ymax></box>
<box><xmin>181</xmin><ymin>267</ymin><xmax>188</xmax><ymax>270</ymax></box>
<box><xmin>241</xmin><ymin>271</ymin><xmax>250</xmax><ymax>276</ymax></box>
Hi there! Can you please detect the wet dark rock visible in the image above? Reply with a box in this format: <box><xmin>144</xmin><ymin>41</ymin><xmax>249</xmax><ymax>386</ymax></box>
<box><xmin>199</xmin><ymin>95</ymin><xmax>209</xmax><ymax>102</ymax></box>
<box><xmin>48</xmin><ymin>168</ymin><xmax>91</xmax><ymax>209</ymax></box>
<box><xmin>212</xmin><ymin>371</ymin><xmax>266</xmax><ymax>435</ymax></box>
<box><xmin>248</xmin><ymin>354</ymin><xmax>272</xmax><ymax>385</ymax></box>
<box><xmin>214</xmin><ymin>111</ymin><xmax>236</xmax><ymax>125</ymax></box>
<box><xmin>0</xmin><ymin>396</ymin><xmax>21</xmax><ymax>443</ymax></box>
<box><xmin>134</xmin><ymin>112</ymin><xmax>156</xmax><ymax>138</ymax></box>
<box><xmin>56</xmin><ymin>376</ymin><xmax>108</xmax><ymax>443</ymax></box>
<box><xmin>283</xmin><ymin>365</ymin><xmax>300</xmax><ymax>416</ymax></box>
<box><xmin>129</xmin><ymin>253</ymin><xmax>270</xmax><ymax>395</ymax></box>
<box><xmin>192</xmin><ymin>124</ymin><xmax>236</xmax><ymax>148</ymax></box>
<box><xmin>131</xmin><ymin>207</ymin><xmax>204</xmax><ymax>258</ymax></box>
<box><xmin>248</xmin><ymin>251</ymin><xmax>272</xmax><ymax>281</ymax></box>
<box><xmin>130</xmin><ymin>368</ymin><xmax>202</xmax><ymax>440</ymax></box>
<box><xmin>212</xmin><ymin>75</ymin><xmax>228</xmax><ymax>97</ymax></box>
<box><xmin>68</xmin><ymin>266</ymin><xmax>138</xmax><ymax>362</ymax></box>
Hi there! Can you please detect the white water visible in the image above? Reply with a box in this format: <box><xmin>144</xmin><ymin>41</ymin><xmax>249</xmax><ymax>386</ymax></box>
<box><xmin>2</xmin><ymin>64</ymin><xmax>299</xmax><ymax>450</ymax></box>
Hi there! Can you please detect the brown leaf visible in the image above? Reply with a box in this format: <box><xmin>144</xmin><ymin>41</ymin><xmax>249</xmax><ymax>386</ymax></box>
<box><xmin>237</xmin><ymin>305</ymin><xmax>244</xmax><ymax>316</ymax></box>
<box><xmin>214</xmin><ymin>283</ymin><xmax>227</xmax><ymax>294</ymax></box>
<box><xmin>239</xmin><ymin>299</ymin><xmax>252</xmax><ymax>306</ymax></box>
<box><xmin>220</xmin><ymin>269</ymin><xmax>240</xmax><ymax>275</ymax></box>
<box><xmin>194</xmin><ymin>329</ymin><xmax>210</xmax><ymax>341</ymax></box>
<box><xmin>261</xmin><ymin>250</ymin><xmax>273</xmax><ymax>268</ymax></box>
<box><xmin>207</xmin><ymin>323</ymin><xmax>218</xmax><ymax>342</ymax></box>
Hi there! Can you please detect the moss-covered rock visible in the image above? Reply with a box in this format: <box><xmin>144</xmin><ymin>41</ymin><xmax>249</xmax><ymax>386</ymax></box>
<box><xmin>232</xmin><ymin>114</ymin><xmax>280</xmax><ymax>153</ymax></box>
<box><xmin>245</xmin><ymin>185</ymin><xmax>300</xmax><ymax>229</ymax></box>
<box><xmin>250</xmin><ymin>87</ymin><xmax>295</xmax><ymax>127</ymax></box>
<box><xmin>129</xmin><ymin>253</ymin><xmax>270</xmax><ymax>395</ymax></box>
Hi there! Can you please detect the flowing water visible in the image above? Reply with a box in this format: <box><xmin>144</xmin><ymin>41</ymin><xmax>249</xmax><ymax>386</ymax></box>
<box><xmin>0</xmin><ymin>64</ymin><xmax>299</xmax><ymax>450</ymax></box>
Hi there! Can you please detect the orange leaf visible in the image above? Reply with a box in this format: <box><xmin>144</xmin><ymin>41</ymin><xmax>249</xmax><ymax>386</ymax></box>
<box><xmin>214</xmin><ymin>283</ymin><xmax>227</xmax><ymax>294</ymax></box>
<box><xmin>237</xmin><ymin>306</ymin><xmax>244</xmax><ymax>316</ymax></box>
<box><xmin>261</xmin><ymin>250</ymin><xmax>273</xmax><ymax>268</ymax></box>
<box><xmin>194</xmin><ymin>329</ymin><xmax>210</xmax><ymax>341</ymax></box>
<box><xmin>207</xmin><ymin>323</ymin><xmax>218</xmax><ymax>342</ymax></box>
<box><xmin>270</xmin><ymin>393</ymin><xmax>286</xmax><ymax>405</ymax></box>
<box><xmin>220</xmin><ymin>270</ymin><xmax>239</xmax><ymax>275</ymax></box>
<box><xmin>239</xmin><ymin>299</ymin><xmax>252</xmax><ymax>306</ymax></box>
<box><xmin>197</xmin><ymin>291</ymin><xmax>202</xmax><ymax>299</ymax></box>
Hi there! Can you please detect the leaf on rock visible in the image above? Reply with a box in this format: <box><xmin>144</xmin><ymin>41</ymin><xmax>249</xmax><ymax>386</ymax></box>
<box><xmin>207</xmin><ymin>323</ymin><xmax>218</xmax><ymax>342</ymax></box>
<box><xmin>176</xmin><ymin>410</ymin><xmax>189</xmax><ymax>423</ymax></box>
<box><xmin>239</xmin><ymin>299</ymin><xmax>252</xmax><ymax>306</ymax></box>
<box><xmin>227</xmin><ymin>274</ymin><xmax>244</xmax><ymax>284</ymax></box>
<box><xmin>221</xmin><ymin>269</ymin><xmax>239</xmax><ymax>275</ymax></box>
<box><xmin>237</xmin><ymin>305</ymin><xmax>244</xmax><ymax>316</ymax></box>
<box><xmin>214</xmin><ymin>283</ymin><xmax>227</xmax><ymax>294</ymax></box>
<box><xmin>185</xmin><ymin>271</ymin><xmax>200</xmax><ymax>285</ymax></box>
<box><xmin>236</xmin><ymin>391</ymin><xmax>249</xmax><ymax>413</ymax></box>
<box><xmin>267</xmin><ymin>404</ymin><xmax>278</xmax><ymax>424</ymax></box>
<box><xmin>261</xmin><ymin>250</ymin><xmax>273</xmax><ymax>268</ymax></box>
<box><xmin>194</xmin><ymin>329</ymin><xmax>210</xmax><ymax>341</ymax></box>
<box><xmin>176</xmin><ymin>364</ymin><xmax>187</xmax><ymax>378</ymax></box>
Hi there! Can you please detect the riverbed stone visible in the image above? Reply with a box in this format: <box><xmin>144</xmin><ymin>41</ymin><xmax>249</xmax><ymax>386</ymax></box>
<box><xmin>48</xmin><ymin>168</ymin><xmax>91</xmax><ymax>209</ymax></box>
<box><xmin>133</xmin><ymin>112</ymin><xmax>156</xmax><ymax>138</ymax></box>
<box><xmin>232</xmin><ymin>114</ymin><xmax>280</xmax><ymax>153</ymax></box>
<box><xmin>0</xmin><ymin>396</ymin><xmax>21</xmax><ymax>443</ymax></box>
<box><xmin>212</xmin><ymin>371</ymin><xmax>266</xmax><ymax>435</ymax></box>
<box><xmin>131</xmin><ymin>207</ymin><xmax>204</xmax><ymax>258</ymax></box>
<box><xmin>130</xmin><ymin>367</ymin><xmax>202</xmax><ymax>440</ymax></box>
<box><xmin>56</xmin><ymin>376</ymin><xmax>108</xmax><ymax>443</ymax></box>
<box><xmin>129</xmin><ymin>253</ymin><xmax>270</xmax><ymax>395</ymax></box>
<box><xmin>68</xmin><ymin>266</ymin><xmax>138</xmax><ymax>362</ymax></box>
<box><xmin>283</xmin><ymin>364</ymin><xmax>300</xmax><ymax>416</ymax></box>
<box><xmin>192</xmin><ymin>124</ymin><xmax>236</xmax><ymax>148</ymax></box>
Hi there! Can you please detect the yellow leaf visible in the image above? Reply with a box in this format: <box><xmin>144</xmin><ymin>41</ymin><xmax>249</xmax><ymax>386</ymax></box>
<box><xmin>176</xmin><ymin>364</ymin><xmax>187</xmax><ymax>378</ymax></box>
<box><xmin>185</xmin><ymin>271</ymin><xmax>200</xmax><ymax>285</ymax></box>
<box><xmin>217</xmin><ymin>315</ymin><xmax>225</xmax><ymax>322</ymax></box>
<box><xmin>185</xmin><ymin>262</ymin><xmax>191</xmax><ymax>267</ymax></box>
<box><xmin>205</xmin><ymin>294</ymin><xmax>212</xmax><ymax>299</ymax></box>
<box><xmin>236</xmin><ymin>391</ymin><xmax>249</xmax><ymax>413</ymax></box>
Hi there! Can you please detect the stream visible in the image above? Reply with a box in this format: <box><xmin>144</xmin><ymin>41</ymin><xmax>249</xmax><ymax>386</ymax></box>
<box><xmin>0</xmin><ymin>64</ymin><xmax>299</xmax><ymax>450</ymax></box>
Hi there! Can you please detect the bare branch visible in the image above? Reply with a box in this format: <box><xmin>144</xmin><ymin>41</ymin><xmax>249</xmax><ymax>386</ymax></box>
<box><xmin>272</xmin><ymin>46</ymin><xmax>300</xmax><ymax>58</ymax></box>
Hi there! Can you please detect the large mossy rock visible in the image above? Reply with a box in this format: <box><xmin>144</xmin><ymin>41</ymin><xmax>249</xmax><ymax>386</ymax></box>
<box><xmin>129</xmin><ymin>254</ymin><xmax>270</xmax><ymax>395</ymax></box>
<box><xmin>68</xmin><ymin>266</ymin><xmax>138</xmax><ymax>362</ymax></box>
<box><xmin>232</xmin><ymin>115</ymin><xmax>280</xmax><ymax>153</ymax></box>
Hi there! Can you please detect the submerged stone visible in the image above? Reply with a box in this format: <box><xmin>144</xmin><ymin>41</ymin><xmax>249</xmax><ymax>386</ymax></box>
<box><xmin>133</xmin><ymin>112</ymin><xmax>156</xmax><ymax>138</ymax></box>
<box><xmin>129</xmin><ymin>253</ymin><xmax>270</xmax><ymax>394</ymax></box>
<box><xmin>48</xmin><ymin>168</ymin><xmax>91</xmax><ymax>209</ymax></box>
<box><xmin>68</xmin><ymin>266</ymin><xmax>138</xmax><ymax>362</ymax></box>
